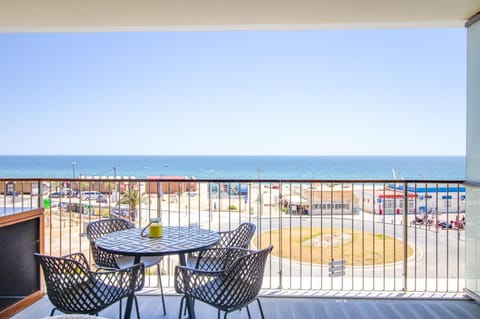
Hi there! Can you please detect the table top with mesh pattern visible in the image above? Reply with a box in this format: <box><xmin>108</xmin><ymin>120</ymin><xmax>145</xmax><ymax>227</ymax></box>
<box><xmin>95</xmin><ymin>226</ymin><xmax>220</xmax><ymax>257</ymax></box>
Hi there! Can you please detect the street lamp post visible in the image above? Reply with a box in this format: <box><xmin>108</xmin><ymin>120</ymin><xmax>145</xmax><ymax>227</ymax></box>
<box><xmin>72</xmin><ymin>161</ymin><xmax>76</xmax><ymax>178</ymax></box>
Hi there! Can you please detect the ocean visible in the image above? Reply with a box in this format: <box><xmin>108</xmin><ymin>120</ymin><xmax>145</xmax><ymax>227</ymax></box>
<box><xmin>0</xmin><ymin>155</ymin><xmax>465</xmax><ymax>180</ymax></box>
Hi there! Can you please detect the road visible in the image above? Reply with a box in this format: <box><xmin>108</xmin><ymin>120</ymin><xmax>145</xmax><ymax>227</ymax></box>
<box><xmin>163</xmin><ymin>208</ymin><xmax>465</xmax><ymax>291</ymax></box>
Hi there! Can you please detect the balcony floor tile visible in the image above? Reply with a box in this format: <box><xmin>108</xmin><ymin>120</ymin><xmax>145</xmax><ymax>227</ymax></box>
<box><xmin>11</xmin><ymin>292</ymin><xmax>480</xmax><ymax>319</ymax></box>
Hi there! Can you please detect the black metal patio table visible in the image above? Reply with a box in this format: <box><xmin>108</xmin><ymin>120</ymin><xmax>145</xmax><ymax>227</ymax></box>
<box><xmin>95</xmin><ymin>226</ymin><xmax>221</xmax><ymax>319</ymax></box>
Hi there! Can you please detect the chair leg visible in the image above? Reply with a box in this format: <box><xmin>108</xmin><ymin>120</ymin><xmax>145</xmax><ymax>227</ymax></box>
<box><xmin>246</xmin><ymin>305</ymin><xmax>252</xmax><ymax>319</ymax></box>
<box><xmin>50</xmin><ymin>308</ymin><xmax>57</xmax><ymax>316</ymax></box>
<box><xmin>119</xmin><ymin>296</ymin><xmax>139</xmax><ymax>319</ymax></box>
<box><xmin>183</xmin><ymin>296</ymin><xmax>195</xmax><ymax>316</ymax></box>
<box><xmin>134</xmin><ymin>295</ymin><xmax>141</xmax><ymax>319</ymax></box>
<box><xmin>256</xmin><ymin>298</ymin><xmax>265</xmax><ymax>319</ymax></box>
<box><xmin>178</xmin><ymin>295</ymin><xmax>185</xmax><ymax>319</ymax></box>
<box><xmin>157</xmin><ymin>263</ymin><xmax>166</xmax><ymax>315</ymax></box>
<box><xmin>183</xmin><ymin>297</ymin><xmax>187</xmax><ymax>316</ymax></box>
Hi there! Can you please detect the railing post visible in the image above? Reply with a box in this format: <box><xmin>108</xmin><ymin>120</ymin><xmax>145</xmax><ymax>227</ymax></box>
<box><xmin>38</xmin><ymin>180</ymin><xmax>43</xmax><ymax>208</ymax></box>
<box><xmin>403</xmin><ymin>181</ymin><xmax>408</xmax><ymax>292</ymax></box>
<box><xmin>278</xmin><ymin>183</ymin><xmax>283</xmax><ymax>289</ymax></box>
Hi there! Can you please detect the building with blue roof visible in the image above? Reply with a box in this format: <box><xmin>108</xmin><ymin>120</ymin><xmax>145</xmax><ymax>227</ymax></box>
<box><xmin>387</xmin><ymin>183</ymin><xmax>465</xmax><ymax>214</ymax></box>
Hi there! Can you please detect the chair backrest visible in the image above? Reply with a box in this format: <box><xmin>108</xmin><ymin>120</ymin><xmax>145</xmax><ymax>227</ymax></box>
<box><xmin>35</xmin><ymin>252</ymin><xmax>142</xmax><ymax>315</ymax></box>
<box><xmin>217</xmin><ymin>222</ymin><xmax>256</xmax><ymax>249</ymax></box>
<box><xmin>86</xmin><ymin>218</ymin><xmax>133</xmax><ymax>268</ymax></box>
<box><xmin>220</xmin><ymin>246</ymin><xmax>272</xmax><ymax>308</ymax></box>
<box><xmin>35</xmin><ymin>253</ymin><xmax>92</xmax><ymax>314</ymax></box>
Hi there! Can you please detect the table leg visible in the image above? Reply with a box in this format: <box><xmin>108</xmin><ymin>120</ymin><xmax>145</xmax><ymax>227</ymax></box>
<box><xmin>124</xmin><ymin>256</ymin><xmax>142</xmax><ymax>319</ymax></box>
<box><xmin>179</xmin><ymin>253</ymin><xmax>196</xmax><ymax>319</ymax></box>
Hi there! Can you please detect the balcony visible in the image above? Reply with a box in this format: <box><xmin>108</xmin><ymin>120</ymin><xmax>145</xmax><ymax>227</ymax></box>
<box><xmin>1</xmin><ymin>1</ymin><xmax>479</xmax><ymax>318</ymax></box>
<box><xmin>1</xmin><ymin>177</ymin><xmax>478</xmax><ymax>318</ymax></box>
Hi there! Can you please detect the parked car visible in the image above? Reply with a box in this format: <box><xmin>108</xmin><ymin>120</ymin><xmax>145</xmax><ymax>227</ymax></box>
<box><xmin>96</xmin><ymin>196</ymin><xmax>108</xmax><ymax>204</ymax></box>
<box><xmin>81</xmin><ymin>191</ymin><xmax>102</xmax><ymax>201</ymax></box>
<box><xmin>50</xmin><ymin>190</ymin><xmax>78</xmax><ymax>198</ymax></box>
<box><xmin>52</xmin><ymin>202</ymin><xmax>69</xmax><ymax>209</ymax></box>
<box><xmin>50</xmin><ymin>201</ymin><xmax>68</xmax><ymax>209</ymax></box>
<box><xmin>6</xmin><ymin>190</ymin><xmax>19</xmax><ymax>196</ymax></box>
<box><xmin>60</xmin><ymin>188</ymin><xmax>79</xmax><ymax>197</ymax></box>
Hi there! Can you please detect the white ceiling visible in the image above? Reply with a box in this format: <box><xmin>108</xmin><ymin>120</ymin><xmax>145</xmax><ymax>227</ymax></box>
<box><xmin>0</xmin><ymin>0</ymin><xmax>479</xmax><ymax>32</ymax></box>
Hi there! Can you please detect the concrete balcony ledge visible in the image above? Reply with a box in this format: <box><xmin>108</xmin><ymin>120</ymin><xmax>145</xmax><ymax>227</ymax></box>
<box><xmin>143</xmin><ymin>287</ymin><xmax>469</xmax><ymax>300</ymax></box>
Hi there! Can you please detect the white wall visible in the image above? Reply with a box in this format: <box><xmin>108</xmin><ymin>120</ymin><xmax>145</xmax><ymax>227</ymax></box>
<box><xmin>465</xmin><ymin>18</ymin><xmax>480</xmax><ymax>299</ymax></box>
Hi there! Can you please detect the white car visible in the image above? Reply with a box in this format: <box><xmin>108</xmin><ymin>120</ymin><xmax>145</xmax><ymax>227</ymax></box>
<box><xmin>81</xmin><ymin>191</ymin><xmax>105</xmax><ymax>201</ymax></box>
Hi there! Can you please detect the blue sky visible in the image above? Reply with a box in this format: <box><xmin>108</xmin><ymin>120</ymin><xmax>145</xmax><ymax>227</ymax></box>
<box><xmin>0</xmin><ymin>28</ymin><xmax>466</xmax><ymax>156</ymax></box>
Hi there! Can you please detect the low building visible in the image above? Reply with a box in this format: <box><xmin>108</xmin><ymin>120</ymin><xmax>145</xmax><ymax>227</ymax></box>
<box><xmin>74</xmin><ymin>176</ymin><xmax>137</xmax><ymax>194</ymax></box>
<box><xmin>146</xmin><ymin>176</ymin><xmax>197</xmax><ymax>194</ymax></box>
<box><xmin>388</xmin><ymin>184</ymin><xmax>466</xmax><ymax>214</ymax></box>
<box><xmin>0</xmin><ymin>181</ymin><xmax>38</xmax><ymax>195</ymax></box>
<box><xmin>360</xmin><ymin>187</ymin><xmax>416</xmax><ymax>215</ymax></box>
<box><xmin>283</xmin><ymin>184</ymin><xmax>360</xmax><ymax>215</ymax></box>
<box><xmin>308</xmin><ymin>185</ymin><xmax>360</xmax><ymax>215</ymax></box>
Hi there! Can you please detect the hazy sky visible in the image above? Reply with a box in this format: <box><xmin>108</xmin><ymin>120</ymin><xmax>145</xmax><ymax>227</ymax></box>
<box><xmin>0</xmin><ymin>28</ymin><xmax>466</xmax><ymax>156</ymax></box>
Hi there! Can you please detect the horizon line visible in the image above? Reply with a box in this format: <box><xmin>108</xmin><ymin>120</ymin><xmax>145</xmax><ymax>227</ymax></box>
<box><xmin>0</xmin><ymin>154</ymin><xmax>467</xmax><ymax>157</ymax></box>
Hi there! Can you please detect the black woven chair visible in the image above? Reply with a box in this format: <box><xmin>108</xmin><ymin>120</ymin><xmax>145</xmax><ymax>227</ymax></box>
<box><xmin>175</xmin><ymin>246</ymin><xmax>273</xmax><ymax>319</ymax></box>
<box><xmin>35</xmin><ymin>252</ymin><xmax>144</xmax><ymax>317</ymax></box>
<box><xmin>86</xmin><ymin>218</ymin><xmax>166</xmax><ymax>316</ymax></box>
<box><xmin>189</xmin><ymin>222</ymin><xmax>256</xmax><ymax>271</ymax></box>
